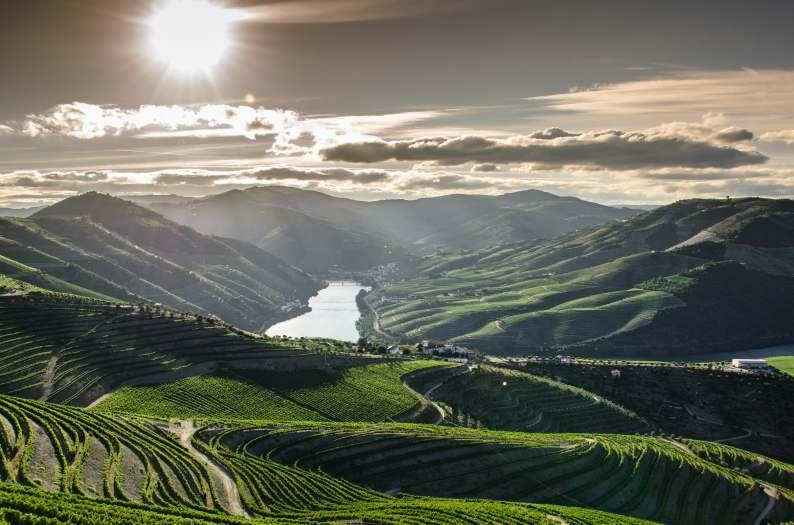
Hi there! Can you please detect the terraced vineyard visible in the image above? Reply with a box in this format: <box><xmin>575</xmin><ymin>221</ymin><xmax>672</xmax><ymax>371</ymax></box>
<box><xmin>428</xmin><ymin>366</ymin><xmax>649</xmax><ymax>433</ymax></box>
<box><xmin>0</xmin><ymin>392</ymin><xmax>654</xmax><ymax>524</ymax></box>
<box><xmin>207</xmin><ymin>422</ymin><xmax>794</xmax><ymax>524</ymax></box>
<box><xmin>0</xmin><ymin>296</ymin><xmax>364</xmax><ymax>405</ymax></box>
<box><xmin>93</xmin><ymin>361</ymin><xmax>445</xmax><ymax>422</ymax></box>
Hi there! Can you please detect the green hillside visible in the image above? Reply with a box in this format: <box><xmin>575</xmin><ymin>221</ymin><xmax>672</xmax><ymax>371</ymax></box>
<box><xmin>0</xmin><ymin>294</ymin><xmax>365</xmax><ymax>404</ymax></box>
<box><xmin>428</xmin><ymin>366</ymin><xmax>649</xmax><ymax>433</ymax></box>
<box><xmin>371</xmin><ymin>197</ymin><xmax>794</xmax><ymax>357</ymax></box>
<box><xmin>0</xmin><ymin>192</ymin><xmax>321</xmax><ymax>331</ymax></box>
<box><xmin>207</xmin><ymin>422</ymin><xmax>794</xmax><ymax>524</ymax></box>
<box><xmin>0</xmin><ymin>392</ymin><xmax>657</xmax><ymax>525</ymax></box>
<box><xmin>92</xmin><ymin>360</ymin><xmax>445</xmax><ymax>422</ymax></box>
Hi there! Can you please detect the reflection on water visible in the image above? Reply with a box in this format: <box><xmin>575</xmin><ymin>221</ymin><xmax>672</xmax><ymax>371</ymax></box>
<box><xmin>266</xmin><ymin>281</ymin><xmax>369</xmax><ymax>342</ymax></box>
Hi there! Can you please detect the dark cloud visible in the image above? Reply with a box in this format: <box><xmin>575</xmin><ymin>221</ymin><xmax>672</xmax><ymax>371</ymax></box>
<box><xmin>42</xmin><ymin>171</ymin><xmax>109</xmax><ymax>182</ymax></box>
<box><xmin>321</xmin><ymin>129</ymin><xmax>767</xmax><ymax>170</ymax></box>
<box><xmin>471</xmin><ymin>163</ymin><xmax>497</xmax><ymax>172</ymax></box>
<box><xmin>154</xmin><ymin>167</ymin><xmax>391</xmax><ymax>186</ymax></box>
<box><xmin>398</xmin><ymin>174</ymin><xmax>495</xmax><ymax>191</ymax></box>
<box><xmin>528</xmin><ymin>128</ymin><xmax>580</xmax><ymax>140</ymax></box>
<box><xmin>711</xmin><ymin>127</ymin><xmax>754</xmax><ymax>144</ymax></box>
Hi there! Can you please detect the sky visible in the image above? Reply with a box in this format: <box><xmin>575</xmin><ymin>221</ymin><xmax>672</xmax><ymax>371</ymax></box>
<box><xmin>2</xmin><ymin>0</ymin><xmax>794</xmax><ymax>207</ymax></box>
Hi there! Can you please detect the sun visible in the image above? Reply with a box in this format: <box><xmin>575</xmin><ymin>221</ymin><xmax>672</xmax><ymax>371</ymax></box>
<box><xmin>147</xmin><ymin>0</ymin><xmax>243</xmax><ymax>72</ymax></box>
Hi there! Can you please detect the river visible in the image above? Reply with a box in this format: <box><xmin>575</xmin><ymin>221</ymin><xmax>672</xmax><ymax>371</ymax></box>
<box><xmin>265</xmin><ymin>281</ymin><xmax>369</xmax><ymax>342</ymax></box>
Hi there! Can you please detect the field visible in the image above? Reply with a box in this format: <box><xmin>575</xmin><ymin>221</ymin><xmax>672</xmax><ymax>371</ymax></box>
<box><xmin>205</xmin><ymin>421</ymin><xmax>794</xmax><ymax>524</ymax></box>
<box><xmin>93</xmin><ymin>361</ymin><xmax>446</xmax><ymax>422</ymax></box>
<box><xmin>769</xmin><ymin>356</ymin><xmax>794</xmax><ymax>377</ymax></box>
<box><xmin>0</xmin><ymin>392</ymin><xmax>660</xmax><ymax>524</ymax></box>
<box><xmin>427</xmin><ymin>366</ymin><xmax>649</xmax><ymax>433</ymax></box>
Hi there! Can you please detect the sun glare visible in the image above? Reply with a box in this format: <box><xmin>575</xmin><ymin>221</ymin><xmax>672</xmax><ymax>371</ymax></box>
<box><xmin>148</xmin><ymin>0</ymin><xmax>243</xmax><ymax>72</ymax></box>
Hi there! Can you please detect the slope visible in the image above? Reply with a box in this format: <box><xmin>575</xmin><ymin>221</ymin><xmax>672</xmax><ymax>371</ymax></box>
<box><xmin>0</xmin><ymin>192</ymin><xmax>321</xmax><ymax>330</ymax></box>
<box><xmin>371</xmin><ymin>197</ymin><xmax>794</xmax><ymax>356</ymax></box>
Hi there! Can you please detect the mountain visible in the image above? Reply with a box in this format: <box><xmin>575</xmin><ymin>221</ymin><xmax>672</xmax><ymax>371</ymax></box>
<box><xmin>145</xmin><ymin>186</ymin><xmax>636</xmax><ymax>274</ymax></box>
<box><xmin>150</xmin><ymin>187</ymin><xmax>406</xmax><ymax>274</ymax></box>
<box><xmin>0</xmin><ymin>192</ymin><xmax>321</xmax><ymax>330</ymax></box>
<box><xmin>0</xmin><ymin>205</ymin><xmax>45</xmax><ymax>217</ymax></box>
<box><xmin>370</xmin><ymin>197</ymin><xmax>794</xmax><ymax>357</ymax></box>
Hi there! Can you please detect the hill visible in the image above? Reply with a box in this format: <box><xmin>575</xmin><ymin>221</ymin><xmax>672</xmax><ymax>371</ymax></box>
<box><xmin>0</xmin><ymin>388</ymin><xmax>791</xmax><ymax>524</ymax></box>
<box><xmin>424</xmin><ymin>365</ymin><xmax>650</xmax><ymax>433</ymax></box>
<box><xmin>0</xmin><ymin>290</ymin><xmax>791</xmax><ymax>523</ymax></box>
<box><xmin>146</xmin><ymin>186</ymin><xmax>635</xmax><ymax>274</ymax></box>
<box><xmin>370</xmin><ymin>197</ymin><xmax>794</xmax><ymax>357</ymax></box>
<box><xmin>520</xmin><ymin>359</ymin><xmax>794</xmax><ymax>462</ymax></box>
<box><xmin>0</xmin><ymin>192</ymin><xmax>321</xmax><ymax>331</ymax></box>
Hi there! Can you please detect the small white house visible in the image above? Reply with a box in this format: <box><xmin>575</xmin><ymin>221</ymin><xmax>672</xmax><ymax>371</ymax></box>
<box><xmin>731</xmin><ymin>358</ymin><xmax>769</xmax><ymax>370</ymax></box>
<box><xmin>387</xmin><ymin>346</ymin><xmax>402</xmax><ymax>355</ymax></box>
<box><xmin>610</xmin><ymin>369</ymin><xmax>621</xmax><ymax>378</ymax></box>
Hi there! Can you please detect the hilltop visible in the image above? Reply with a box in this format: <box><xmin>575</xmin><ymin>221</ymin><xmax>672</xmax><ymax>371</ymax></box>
<box><xmin>145</xmin><ymin>186</ymin><xmax>636</xmax><ymax>274</ymax></box>
<box><xmin>0</xmin><ymin>192</ymin><xmax>321</xmax><ymax>330</ymax></box>
<box><xmin>370</xmin><ymin>197</ymin><xmax>794</xmax><ymax>357</ymax></box>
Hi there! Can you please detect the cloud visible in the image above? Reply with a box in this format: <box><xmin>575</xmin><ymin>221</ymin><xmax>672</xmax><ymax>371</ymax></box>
<box><xmin>761</xmin><ymin>130</ymin><xmax>794</xmax><ymax>144</ymax></box>
<box><xmin>1</xmin><ymin>102</ymin><xmax>442</xmax><ymax>146</ymax></box>
<box><xmin>471</xmin><ymin>163</ymin><xmax>497</xmax><ymax>173</ymax></box>
<box><xmin>155</xmin><ymin>166</ymin><xmax>391</xmax><ymax>186</ymax></box>
<box><xmin>530</xmin><ymin>69</ymin><xmax>794</xmax><ymax>132</ymax></box>
<box><xmin>242</xmin><ymin>0</ymin><xmax>476</xmax><ymax>24</ymax></box>
<box><xmin>397</xmin><ymin>173</ymin><xmax>499</xmax><ymax>192</ymax></box>
<box><xmin>320</xmin><ymin>126</ymin><xmax>767</xmax><ymax>170</ymax></box>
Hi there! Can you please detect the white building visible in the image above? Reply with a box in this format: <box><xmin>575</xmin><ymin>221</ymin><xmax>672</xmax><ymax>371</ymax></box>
<box><xmin>731</xmin><ymin>358</ymin><xmax>769</xmax><ymax>369</ymax></box>
<box><xmin>387</xmin><ymin>345</ymin><xmax>402</xmax><ymax>355</ymax></box>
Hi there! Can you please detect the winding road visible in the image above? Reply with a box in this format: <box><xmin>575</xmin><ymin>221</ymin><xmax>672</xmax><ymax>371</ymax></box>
<box><xmin>168</xmin><ymin>421</ymin><xmax>249</xmax><ymax>518</ymax></box>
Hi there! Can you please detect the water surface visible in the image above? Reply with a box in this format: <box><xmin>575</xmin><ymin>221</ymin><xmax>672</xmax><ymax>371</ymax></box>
<box><xmin>266</xmin><ymin>281</ymin><xmax>368</xmax><ymax>342</ymax></box>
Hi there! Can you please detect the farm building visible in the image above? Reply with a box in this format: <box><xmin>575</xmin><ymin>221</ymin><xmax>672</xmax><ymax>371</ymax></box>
<box><xmin>731</xmin><ymin>358</ymin><xmax>770</xmax><ymax>370</ymax></box>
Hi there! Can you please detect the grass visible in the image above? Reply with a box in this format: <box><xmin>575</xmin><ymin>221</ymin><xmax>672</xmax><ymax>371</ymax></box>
<box><xmin>769</xmin><ymin>356</ymin><xmax>794</xmax><ymax>377</ymax></box>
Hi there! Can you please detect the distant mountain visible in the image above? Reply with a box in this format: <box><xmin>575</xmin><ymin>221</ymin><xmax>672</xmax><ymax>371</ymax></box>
<box><xmin>0</xmin><ymin>205</ymin><xmax>45</xmax><ymax>217</ymax></box>
<box><xmin>123</xmin><ymin>194</ymin><xmax>198</xmax><ymax>206</ymax></box>
<box><xmin>372</xmin><ymin>197</ymin><xmax>794</xmax><ymax>357</ymax></box>
<box><xmin>146</xmin><ymin>186</ymin><xmax>636</xmax><ymax>274</ymax></box>
<box><xmin>0</xmin><ymin>192</ymin><xmax>321</xmax><ymax>330</ymax></box>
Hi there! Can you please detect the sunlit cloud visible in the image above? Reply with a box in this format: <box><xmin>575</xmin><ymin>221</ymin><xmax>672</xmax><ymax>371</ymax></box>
<box><xmin>761</xmin><ymin>130</ymin><xmax>794</xmax><ymax>145</ymax></box>
<box><xmin>241</xmin><ymin>0</ymin><xmax>475</xmax><ymax>24</ymax></box>
<box><xmin>530</xmin><ymin>69</ymin><xmax>794</xmax><ymax>132</ymax></box>
<box><xmin>0</xmin><ymin>102</ymin><xmax>444</xmax><ymax>145</ymax></box>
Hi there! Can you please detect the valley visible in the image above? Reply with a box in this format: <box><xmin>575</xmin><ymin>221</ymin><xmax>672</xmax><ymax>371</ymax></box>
<box><xmin>1</xmin><ymin>189</ymin><xmax>794</xmax><ymax>524</ymax></box>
